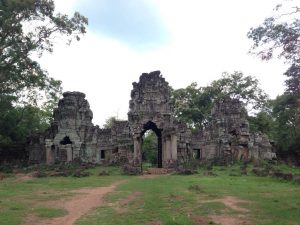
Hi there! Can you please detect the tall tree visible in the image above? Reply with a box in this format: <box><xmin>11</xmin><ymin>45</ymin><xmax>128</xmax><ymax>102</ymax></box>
<box><xmin>0</xmin><ymin>0</ymin><xmax>88</xmax><ymax>104</ymax></box>
<box><xmin>248</xmin><ymin>0</ymin><xmax>300</xmax><ymax>158</ymax></box>
<box><xmin>0</xmin><ymin>0</ymin><xmax>88</xmax><ymax>144</ymax></box>
<box><xmin>247</xmin><ymin>1</ymin><xmax>300</xmax><ymax>95</ymax></box>
<box><xmin>209</xmin><ymin>71</ymin><xmax>268</xmax><ymax>110</ymax></box>
<box><xmin>172</xmin><ymin>71</ymin><xmax>268</xmax><ymax>129</ymax></box>
<box><xmin>172</xmin><ymin>82</ymin><xmax>213</xmax><ymax>129</ymax></box>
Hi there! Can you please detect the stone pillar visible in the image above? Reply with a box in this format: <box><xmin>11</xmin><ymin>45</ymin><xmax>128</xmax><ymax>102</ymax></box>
<box><xmin>171</xmin><ymin>134</ymin><xmax>177</xmax><ymax>160</ymax></box>
<box><xmin>73</xmin><ymin>142</ymin><xmax>82</xmax><ymax>159</ymax></box>
<box><xmin>165</xmin><ymin>136</ymin><xmax>171</xmax><ymax>161</ymax></box>
<box><xmin>133</xmin><ymin>135</ymin><xmax>142</xmax><ymax>166</ymax></box>
<box><xmin>45</xmin><ymin>139</ymin><xmax>55</xmax><ymax>164</ymax></box>
<box><xmin>157</xmin><ymin>136</ymin><xmax>162</xmax><ymax>168</ymax></box>
<box><xmin>66</xmin><ymin>144</ymin><xmax>73</xmax><ymax>162</ymax></box>
<box><xmin>162</xmin><ymin>137</ymin><xmax>166</xmax><ymax>164</ymax></box>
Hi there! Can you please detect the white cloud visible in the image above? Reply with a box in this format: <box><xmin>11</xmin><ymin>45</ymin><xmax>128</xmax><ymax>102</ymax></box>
<box><xmin>43</xmin><ymin>0</ymin><xmax>287</xmax><ymax>126</ymax></box>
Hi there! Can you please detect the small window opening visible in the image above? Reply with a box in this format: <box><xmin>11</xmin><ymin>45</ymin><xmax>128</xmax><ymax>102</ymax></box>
<box><xmin>194</xmin><ymin>149</ymin><xmax>201</xmax><ymax>159</ymax></box>
<box><xmin>60</xmin><ymin>136</ymin><xmax>72</xmax><ymax>145</ymax></box>
<box><xmin>100</xmin><ymin>150</ymin><xmax>105</xmax><ymax>159</ymax></box>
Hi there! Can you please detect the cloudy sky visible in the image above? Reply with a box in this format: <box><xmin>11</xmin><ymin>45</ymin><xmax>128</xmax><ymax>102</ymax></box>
<box><xmin>40</xmin><ymin>0</ymin><xmax>287</xmax><ymax>126</ymax></box>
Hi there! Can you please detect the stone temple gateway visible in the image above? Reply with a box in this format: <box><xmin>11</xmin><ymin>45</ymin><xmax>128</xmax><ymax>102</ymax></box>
<box><xmin>28</xmin><ymin>71</ymin><xmax>276</xmax><ymax>168</ymax></box>
<box><xmin>128</xmin><ymin>71</ymin><xmax>179</xmax><ymax>168</ymax></box>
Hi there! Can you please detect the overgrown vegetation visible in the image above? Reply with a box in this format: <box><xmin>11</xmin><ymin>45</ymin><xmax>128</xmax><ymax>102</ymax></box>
<box><xmin>172</xmin><ymin>71</ymin><xmax>268</xmax><ymax>129</ymax></box>
<box><xmin>247</xmin><ymin>0</ymin><xmax>300</xmax><ymax>161</ymax></box>
<box><xmin>0</xmin><ymin>0</ymin><xmax>87</xmax><ymax>147</ymax></box>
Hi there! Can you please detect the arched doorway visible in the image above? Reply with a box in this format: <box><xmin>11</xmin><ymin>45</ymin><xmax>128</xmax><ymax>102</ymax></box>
<box><xmin>128</xmin><ymin>71</ymin><xmax>179</xmax><ymax>169</ymax></box>
<box><xmin>141</xmin><ymin>121</ymin><xmax>162</xmax><ymax>168</ymax></box>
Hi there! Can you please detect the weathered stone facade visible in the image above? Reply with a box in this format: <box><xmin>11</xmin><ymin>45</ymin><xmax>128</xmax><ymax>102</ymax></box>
<box><xmin>128</xmin><ymin>71</ymin><xmax>181</xmax><ymax>168</ymax></box>
<box><xmin>191</xmin><ymin>97</ymin><xmax>276</xmax><ymax>162</ymax></box>
<box><xmin>28</xmin><ymin>92</ymin><xmax>133</xmax><ymax>164</ymax></box>
<box><xmin>28</xmin><ymin>71</ymin><xmax>276</xmax><ymax>166</ymax></box>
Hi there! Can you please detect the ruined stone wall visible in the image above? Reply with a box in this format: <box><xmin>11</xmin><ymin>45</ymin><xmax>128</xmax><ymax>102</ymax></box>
<box><xmin>27</xmin><ymin>92</ymin><xmax>133</xmax><ymax>164</ymax></box>
<box><xmin>190</xmin><ymin>97</ymin><xmax>276</xmax><ymax>162</ymax></box>
<box><xmin>27</xmin><ymin>73</ymin><xmax>275</xmax><ymax>166</ymax></box>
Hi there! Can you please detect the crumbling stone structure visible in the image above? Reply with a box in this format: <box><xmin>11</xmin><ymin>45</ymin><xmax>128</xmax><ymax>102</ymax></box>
<box><xmin>128</xmin><ymin>71</ymin><xmax>182</xmax><ymax>168</ymax></box>
<box><xmin>28</xmin><ymin>71</ymin><xmax>275</xmax><ymax>167</ymax></box>
<box><xmin>28</xmin><ymin>92</ymin><xmax>133</xmax><ymax>164</ymax></box>
<box><xmin>191</xmin><ymin>97</ymin><xmax>276</xmax><ymax>162</ymax></box>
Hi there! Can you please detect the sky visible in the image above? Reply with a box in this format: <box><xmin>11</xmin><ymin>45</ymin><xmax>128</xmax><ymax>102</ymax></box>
<box><xmin>39</xmin><ymin>0</ymin><xmax>288</xmax><ymax>126</ymax></box>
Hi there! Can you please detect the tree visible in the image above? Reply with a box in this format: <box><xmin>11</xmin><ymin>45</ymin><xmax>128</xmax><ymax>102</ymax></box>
<box><xmin>0</xmin><ymin>104</ymin><xmax>50</xmax><ymax>144</ymax></box>
<box><xmin>247</xmin><ymin>1</ymin><xmax>300</xmax><ymax>95</ymax></box>
<box><xmin>248</xmin><ymin>0</ymin><xmax>300</xmax><ymax>159</ymax></box>
<box><xmin>271</xmin><ymin>94</ymin><xmax>300</xmax><ymax>155</ymax></box>
<box><xmin>103</xmin><ymin>116</ymin><xmax>120</xmax><ymax>129</ymax></box>
<box><xmin>248</xmin><ymin>110</ymin><xmax>275</xmax><ymax>135</ymax></box>
<box><xmin>172</xmin><ymin>82</ymin><xmax>213</xmax><ymax>129</ymax></box>
<box><xmin>209</xmin><ymin>72</ymin><xmax>268</xmax><ymax>110</ymax></box>
<box><xmin>0</xmin><ymin>0</ymin><xmax>88</xmax><ymax>104</ymax></box>
<box><xmin>0</xmin><ymin>0</ymin><xmax>88</xmax><ymax>145</ymax></box>
<box><xmin>142</xmin><ymin>131</ymin><xmax>157</xmax><ymax>166</ymax></box>
<box><xmin>172</xmin><ymin>71</ymin><xmax>268</xmax><ymax>129</ymax></box>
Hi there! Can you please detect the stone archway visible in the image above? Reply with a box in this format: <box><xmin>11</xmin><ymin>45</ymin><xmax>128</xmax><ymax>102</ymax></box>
<box><xmin>128</xmin><ymin>71</ymin><xmax>178</xmax><ymax>168</ymax></box>
<box><xmin>141</xmin><ymin>121</ymin><xmax>163</xmax><ymax>168</ymax></box>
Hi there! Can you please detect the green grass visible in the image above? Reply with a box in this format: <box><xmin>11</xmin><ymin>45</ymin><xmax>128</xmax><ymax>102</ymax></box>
<box><xmin>0</xmin><ymin>164</ymin><xmax>299</xmax><ymax>225</ymax></box>
<box><xmin>0</xmin><ymin>165</ymin><xmax>127</xmax><ymax>225</ymax></box>
<box><xmin>33</xmin><ymin>207</ymin><xmax>68</xmax><ymax>218</ymax></box>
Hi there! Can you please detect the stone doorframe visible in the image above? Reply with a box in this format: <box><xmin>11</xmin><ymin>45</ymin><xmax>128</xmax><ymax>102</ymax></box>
<box><xmin>132</xmin><ymin>121</ymin><xmax>178</xmax><ymax>168</ymax></box>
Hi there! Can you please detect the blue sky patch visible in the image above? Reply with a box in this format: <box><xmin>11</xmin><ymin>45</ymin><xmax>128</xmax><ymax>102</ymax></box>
<box><xmin>74</xmin><ymin>0</ymin><xmax>169</xmax><ymax>50</ymax></box>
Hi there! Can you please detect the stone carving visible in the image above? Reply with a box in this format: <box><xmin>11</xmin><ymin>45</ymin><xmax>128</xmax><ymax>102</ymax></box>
<box><xmin>28</xmin><ymin>71</ymin><xmax>276</xmax><ymax>167</ymax></box>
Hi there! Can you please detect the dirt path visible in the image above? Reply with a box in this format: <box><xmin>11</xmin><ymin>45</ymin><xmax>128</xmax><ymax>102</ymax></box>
<box><xmin>25</xmin><ymin>182</ymin><xmax>122</xmax><ymax>225</ymax></box>
<box><xmin>191</xmin><ymin>196</ymin><xmax>249</xmax><ymax>225</ymax></box>
<box><xmin>202</xmin><ymin>196</ymin><xmax>249</xmax><ymax>213</ymax></box>
<box><xmin>110</xmin><ymin>191</ymin><xmax>143</xmax><ymax>214</ymax></box>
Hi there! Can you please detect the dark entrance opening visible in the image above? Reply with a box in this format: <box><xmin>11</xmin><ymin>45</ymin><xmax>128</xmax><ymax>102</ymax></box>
<box><xmin>141</xmin><ymin>121</ymin><xmax>163</xmax><ymax>168</ymax></box>
<box><xmin>100</xmin><ymin>150</ymin><xmax>105</xmax><ymax>159</ymax></box>
<box><xmin>193</xmin><ymin>149</ymin><xmax>201</xmax><ymax>159</ymax></box>
<box><xmin>60</xmin><ymin>136</ymin><xmax>72</xmax><ymax>145</ymax></box>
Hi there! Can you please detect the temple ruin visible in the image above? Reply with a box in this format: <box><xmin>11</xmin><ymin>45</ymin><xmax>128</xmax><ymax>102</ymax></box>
<box><xmin>28</xmin><ymin>71</ymin><xmax>276</xmax><ymax>168</ymax></box>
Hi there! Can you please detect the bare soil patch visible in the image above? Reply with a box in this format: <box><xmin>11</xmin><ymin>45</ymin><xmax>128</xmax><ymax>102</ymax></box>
<box><xmin>190</xmin><ymin>215</ymin><xmax>210</xmax><ymax>225</ymax></box>
<box><xmin>210</xmin><ymin>214</ymin><xmax>248</xmax><ymax>225</ymax></box>
<box><xmin>24</xmin><ymin>182</ymin><xmax>122</xmax><ymax>225</ymax></box>
<box><xmin>201</xmin><ymin>195</ymin><xmax>249</xmax><ymax>213</ymax></box>
<box><xmin>15</xmin><ymin>173</ymin><xmax>33</xmax><ymax>182</ymax></box>
<box><xmin>197</xmin><ymin>195</ymin><xmax>250</xmax><ymax>225</ymax></box>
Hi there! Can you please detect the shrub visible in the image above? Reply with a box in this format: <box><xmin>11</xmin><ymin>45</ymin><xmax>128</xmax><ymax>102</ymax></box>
<box><xmin>98</xmin><ymin>170</ymin><xmax>110</xmax><ymax>176</ymax></box>
<box><xmin>122</xmin><ymin>164</ymin><xmax>141</xmax><ymax>175</ymax></box>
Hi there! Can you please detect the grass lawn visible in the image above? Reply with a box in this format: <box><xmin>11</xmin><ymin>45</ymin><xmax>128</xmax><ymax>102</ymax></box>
<box><xmin>0</xmin><ymin>163</ymin><xmax>299</xmax><ymax>225</ymax></box>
